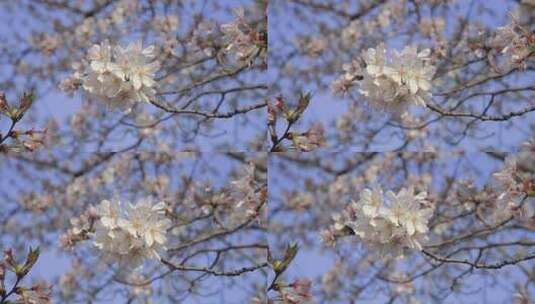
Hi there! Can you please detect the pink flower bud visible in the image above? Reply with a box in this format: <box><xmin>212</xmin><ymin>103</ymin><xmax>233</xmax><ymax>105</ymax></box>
<box><xmin>0</xmin><ymin>93</ymin><xmax>8</xmax><ymax>113</ymax></box>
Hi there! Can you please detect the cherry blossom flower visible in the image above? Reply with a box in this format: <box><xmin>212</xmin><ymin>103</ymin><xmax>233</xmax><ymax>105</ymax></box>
<box><xmin>61</xmin><ymin>40</ymin><xmax>160</xmax><ymax>109</ymax></box>
<box><xmin>331</xmin><ymin>186</ymin><xmax>434</xmax><ymax>259</ymax></box>
<box><xmin>385</xmin><ymin>47</ymin><xmax>434</xmax><ymax>99</ymax></box>
<box><xmin>333</xmin><ymin>44</ymin><xmax>436</xmax><ymax>114</ymax></box>
<box><xmin>384</xmin><ymin>188</ymin><xmax>430</xmax><ymax>236</ymax></box>
<box><xmin>110</xmin><ymin>41</ymin><xmax>160</xmax><ymax>99</ymax></box>
<box><xmin>280</xmin><ymin>278</ymin><xmax>314</xmax><ymax>304</ymax></box>
<box><xmin>359</xmin><ymin>186</ymin><xmax>384</xmax><ymax>218</ymax></box>
<box><xmin>363</xmin><ymin>43</ymin><xmax>387</xmax><ymax>77</ymax></box>
<box><xmin>93</xmin><ymin>198</ymin><xmax>172</xmax><ymax>270</ymax></box>
<box><xmin>118</xmin><ymin>201</ymin><xmax>170</xmax><ymax>248</ymax></box>
<box><xmin>96</xmin><ymin>199</ymin><xmax>120</xmax><ymax>228</ymax></box>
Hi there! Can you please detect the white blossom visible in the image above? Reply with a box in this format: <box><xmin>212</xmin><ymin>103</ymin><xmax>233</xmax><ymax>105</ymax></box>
<box><xmin>333</xmin><ymin>43</ymin><xmax>436</xmax><ymax>114</ymax></box>
<box><xmin>96</xmin><ymin>199</ymin><xmax>120</xmax><ymax>228</ymax></box>
<box><xmin>118</xmin><ymin>200</ymin><xmax>170</xmax><ymax>248</ymax></box>
<box><xmin>110</xmin><ymin>41</ymin><xmax>160</xmax><ymax>99</ymax></box>
<box><xmin>363</xmin><ymin>44</ymin><xmax>387</xmax><ymax>77</ymax></box>
<box><xmin>342</xmin><ymin>186</ymin><xmax>434</xmax><ymax>259</ymax></box>
<box><xmin>384</xmin><ymin>46</ymin><xmax>434</xmax><ymax>100</ymax></box>
<box><xmin>359</xmin><ymin>187</ymin><xmax>384</xmax><ymax>218</ymax></box>
<box><xmin>61</xmin><ymin>40</ymin><xmax>160</xmax><ymax>109</ymax></box>
<box><xmin>384</xmin><ymin>188</ymin><xmax>430</xmax><ymax>236</ymax></box>
<box><xmin>93</xmin><ymin>198</ymin><xmax>172</xmax><ymax>270</ymax></box>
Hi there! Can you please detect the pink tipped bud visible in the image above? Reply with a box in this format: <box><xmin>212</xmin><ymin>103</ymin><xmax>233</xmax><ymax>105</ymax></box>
<box><xmin>0</xmin><ymin>93</ymin><xmax>8</xmax><ymax>113</ymax></box>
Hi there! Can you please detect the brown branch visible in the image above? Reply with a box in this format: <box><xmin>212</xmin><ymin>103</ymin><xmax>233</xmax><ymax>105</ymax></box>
<box><xmin>425</xmin><ymin>103</ymin><xmax>535</xmax><ymax>121</ymax></box>
<box><xmin>149</xmin><ymin>99</ymin><xmax>266</xmax><ymax>119</ymax></box>
<box><xmin>161</xmin><ymin>259</ymin><xmax>268</xmax><ymax>277</ymax></box>
<box><xmin>422</xmin><ymin>249</ymin><xmax>535</xmax><ymax>269</ymax></box>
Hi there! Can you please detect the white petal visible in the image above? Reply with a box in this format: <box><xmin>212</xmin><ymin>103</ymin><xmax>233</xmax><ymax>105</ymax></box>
<box><xmin>132</xmin><ymin>75</ymin><xmax>142</xmax><ymax>90</ymax></box>
<box><xmin>142</xmin><ymin>45</ymin><xmax>156</xmax><ymax>58</ymax></box>
<box><xmin>409</xmin><ymin>79</ymin><xmax>419</xmax><ymax>94</ymax></box>
<box><xmin>145</xmin><ymin>233</ymin><xmax>154</xmax><ymax>246</ymax></box>
<box><xmin>154</xmin><ymin>233</ymin><xmax>166</xmax><ymax>245</ymax></box>
<box><xmin>418</xmin><ymin>79</ymin><xmax>431</xmax><ymax>92</ymax></box>
<box><xmin>406</xmin><ymin>222</ymin><xmax>415</xmax><ymax>236</ymax></box>
<box><xmin>152</xmin><ymin>201</ymin><xmax>166</xmax><ymax>211</ymax></box>
<box><xmin>418</xmin><ymin>48</ymin><xmax>431</xmax><ymax>58</ymax></box>
<box><xmin>87</xmin><ymin>45</ymin><xmax>101</xmax><ymax>60</ymax></box>
<box><xmin>91</xmin><ymin>61</ymin><xmax>106</xmax><ymax>72</ymax></box>
<box><xmin>142</xmin><ymin>76</ymin><xmax>156</xmax><ymax>88</ymax></box>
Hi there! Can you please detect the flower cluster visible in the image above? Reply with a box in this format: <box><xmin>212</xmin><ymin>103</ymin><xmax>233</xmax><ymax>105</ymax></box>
<box><xmin>288</xmin><ymin>123</ymin><xmax>326</xmax><ymax>152</ymax></box>
<box><xmin>199</xmin><ymin>162</ymin><xmax>266</xmax><ymax>225</ymax></box>
<box><xmin>325</xmin><ymin>187</ymin><xmax>434</xmax><ymax>259</ymax></box>
<box><xmin>332</xmin><ymin>44</ymin><xmax>436</xmax><ymax>114</ymax></box>
<box><xmin>59</xmin><ymin>206</ymin><xmax>97</xmax><ymax>250</ymax></box>
<box><xmin>278</xmin><ymin>278</ymin><xmax>313</xmax><ymax>304</ymax></box>
<box><xmin>491</xmin><ymin>138</ymin><xmax>535</xmax><ymax>222</ymax></box>
<box><xmin>60</xmin><ymin>40</ymin><xmax>160</xmax><ymax>109</ymax></box>
<box><xmin>14</xmin><ymin>281</ymin><xmax>52</xmax><ymax>304</ymax></box>
<box><xmin>93</xmin><ymin>198</ymin><xmax>172</xmax><ymax>269</ymax></box>
<box><xmin>221</xmin><ymin>8</ymin><xmax>266</xmax><ymax>64</ymax></box>
<box><xmin>491</xmin><ymin>13</ymin><xmax>535</xmax><ymax>68</ymax></box>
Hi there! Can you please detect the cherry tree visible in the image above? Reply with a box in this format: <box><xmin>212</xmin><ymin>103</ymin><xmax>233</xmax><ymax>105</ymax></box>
<box><xmin>0</xmin><ymin>0</ymin><xmax>267</xmax><ymax>151</ymax></box>
<box><xmin>269</xmin><ymin>0</ymin><xmax>535</xmax><ymax>151</ymax></box>
<box><xmin>1</xmin><ymin>152</ymin><xmax>267</xmax><ymax>303</ymax></box>
<box><xmin>1</xmin><ymin>0</ymin><xmax>535</xmax><ymax>303</ymax></box>
<box><xmin>267</xmin><ymin>148</ymin><xmax>534</xmax><ymax>303</ymax></box>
